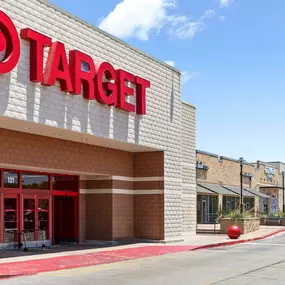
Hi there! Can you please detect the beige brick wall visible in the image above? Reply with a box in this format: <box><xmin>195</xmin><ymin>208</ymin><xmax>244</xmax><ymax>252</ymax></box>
<box><xmin>181</xmin><ymin>102</ymin><xmax>196</xmax><ymax>232</ymax></box>
<box><xmin>196</xmin><ymin>152</ymin><xmax>280</xmax><ymax>190</ymax></box>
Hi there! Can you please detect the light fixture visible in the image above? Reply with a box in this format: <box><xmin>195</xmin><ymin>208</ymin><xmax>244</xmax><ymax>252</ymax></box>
<box><xmin>24</xmin><ymin>127</ymin><xmax>31</xmax><ymax>130</ymax></box>
<box><xmin>81</xmin><ymin>138</ymin><xmax>87</xmax><ymax>141</ymax></box>
<box><xmin>54</xmin><ymin>133</ymin><xmax>61</xmax><ymax>136</ymax></box>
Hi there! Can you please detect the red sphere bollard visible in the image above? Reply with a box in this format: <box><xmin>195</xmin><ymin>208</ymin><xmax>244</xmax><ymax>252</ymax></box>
<box><xmin>227</xmin><ymin>225</ymin><xmax>241</xmax><ymax>239</ymax></box>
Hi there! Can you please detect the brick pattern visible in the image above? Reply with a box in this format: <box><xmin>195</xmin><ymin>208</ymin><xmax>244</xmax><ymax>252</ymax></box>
<box><xmin>113</xmin><ymin>194</ymin><xmax>134</xmax><ymax>239</ymax></box>
<box><xmin>0</xmin><ymin>0</ymin><xmax>196</xmax><ymax>239</ymax></box>
<box><xmin>0</xmin><ymin>128</ymin><xmax>134</xmax><ymax>176</ymax></box>
<box><xmin>196</xmin><ymin>153</ymin><xmax>280</xmax><ymax>189</ymax></box>
<box><xmin>134</xmin><ymin>194</ymin><xmax>164</xmax><ymax>240</ymax></box>
<box><xmin>81</xmin><ymin>153</ymin><xmax>165</xmax><ymax>241</ymax></box>
<box><xmin>134</xmin><ymin>152</ymin><xmax>164</xmax><ymax>178</ymax></box>
<box><xmin>134</xmin><ymin>181</ymin><xmax>164</xmax><ymax>190</ymax></box>
<box><xmin>85</xmin><ymin>194</ymin><xmax>113</xmax><ymax>240</ymax></box>
<box><xmin>181</xmin><ymin>103</ymin><xmax>196</xmax><ymax>233</ymax></box>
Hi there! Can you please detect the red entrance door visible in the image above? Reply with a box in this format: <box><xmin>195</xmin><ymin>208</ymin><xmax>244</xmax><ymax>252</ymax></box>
<box><xmin>3</xmin><ymin>195</ymin><xmax>19</xmax><ymax>243</ymax></box>
<box><xmin>22</xmin><ymin>195</ymin><xmax>50</xmax><ymax>242</ymax></box>
<box><xmin>54</xmin><ymin>195</ymin><xmax>78</xmax><ymax>243</ymax></box>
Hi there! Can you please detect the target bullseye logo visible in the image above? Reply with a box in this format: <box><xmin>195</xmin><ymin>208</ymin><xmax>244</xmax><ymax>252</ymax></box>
<box><xmin>0</xmin><ymin>10</ymin><xmax>20</xmax><ymax>74</ymax></box>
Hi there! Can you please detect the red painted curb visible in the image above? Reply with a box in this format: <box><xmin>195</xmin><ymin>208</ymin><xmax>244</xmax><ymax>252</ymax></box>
<box><xmin>191</xmin><ymin>229</ymin><xmax>285</xmax><ymax>251</ymax></box>
<box><xmin>0</xmin><ymin>229</ymin><xmax>284</xmax><ymax>279</ymax></box>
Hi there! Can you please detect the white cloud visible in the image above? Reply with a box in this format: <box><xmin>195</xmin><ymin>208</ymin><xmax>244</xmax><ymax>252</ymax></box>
<box><xmin>164</xmin><ymin>60</ymin><xmax>175</xmax><ymax>67</ymax></box>
<box><xmin>182</xmin><ymin>71</ymin><xmax>201</xmax><ymax>84</ymax></box>
<box><xmin>201</xmin><ymin>9</ymin><xmax>216</xmax><ymax>20</ymax></box>
<box><xmin>220</xmin><ymin>0</ymin><xmax>234</xmax><ymax>7</ymax></box>
<box><xmin>99</xmin><ymin>0</ymin><xmax>216</xmax><ymax>41</ymax></box>
<box><xmin>99</xmin><ymin>0</ymin><xmax>176</xmax><ymax>41</ymax></box>
<box><xmin>220</xmin><ymin>15</ymin><xmax>226</xmax><ymax>21</ymax></box>
<box><xmin>168</xmin><ymin>9</ymin><xmax>216</xmax><ymax>40</ymax></box>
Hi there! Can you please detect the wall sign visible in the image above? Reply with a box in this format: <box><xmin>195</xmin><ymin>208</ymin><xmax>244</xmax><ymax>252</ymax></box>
<box><xmin>265</xmin><ymin>167</ymin><xmax>275</xmax><ymax>175</ymax></box>
<box><xmin>0</xmin><ymin>10</ymin><xmax>150</xmax><ymax>115</ymax></box>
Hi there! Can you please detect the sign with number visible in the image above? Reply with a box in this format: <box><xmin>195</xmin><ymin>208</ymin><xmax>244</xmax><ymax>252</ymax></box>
<box><xmin>7</xmin><ymin>177</ymin><xmax>15</xmax><ymax>183</ymax></box>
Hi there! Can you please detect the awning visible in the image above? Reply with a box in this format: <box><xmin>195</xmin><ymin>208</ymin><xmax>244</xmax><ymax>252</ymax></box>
<box><xmin>198</xmin><ymin>183</ymin><xmax>238</xmax><ymax>196</ymax></box>
<box><xmin>197</xmin><ymin>184</ymin><xmax>217</xmax><ymax>194</ymax></box>
<box><xmin>244</xmin><ymin>188</ymin><xmax>272</xmax><ymax>199</ymax></box>
<box><xmin>223</xmin><ymin>186</ymin><xmax>256</xmax><ymax>197</ymax></box>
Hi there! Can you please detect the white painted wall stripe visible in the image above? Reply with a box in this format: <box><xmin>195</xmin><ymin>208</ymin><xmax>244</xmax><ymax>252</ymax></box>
<box><xmin>79</xmin><ymin>176</ymin><xmax>182</xmax><ymax>183</ymax></box>
<box><xmin>79</xmin><ymin>176</ymin><xmax>164</xmax><ymax>182</ymax></box>
<box><xmin>79</xmin><ymin>189</ymin><xmax>164</xmax><ymax>195</ymax></box>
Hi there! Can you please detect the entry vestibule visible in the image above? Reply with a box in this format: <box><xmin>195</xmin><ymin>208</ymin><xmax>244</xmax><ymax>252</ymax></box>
<box><xmin>0</xmin><ymin>169</ymin><xmax>78</xmax><ymax>246</ymax></box>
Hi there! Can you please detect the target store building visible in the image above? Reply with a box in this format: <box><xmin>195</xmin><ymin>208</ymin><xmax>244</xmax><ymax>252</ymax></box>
<box><xmin>0</xmin><ymin>0</ymin><xmax>196</xmax><ymax>247</ymax></box>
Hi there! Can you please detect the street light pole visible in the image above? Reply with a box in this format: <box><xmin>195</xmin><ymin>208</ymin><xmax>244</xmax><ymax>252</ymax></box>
<box><xmin>281</xmin><ymin>171</ymin><xmax>285</xmax><ymax>213</ymax></box>
<box><xmin>239</xmin><ymin>157</ymin><xmax>244</xmax><ymax>214</ymax></box>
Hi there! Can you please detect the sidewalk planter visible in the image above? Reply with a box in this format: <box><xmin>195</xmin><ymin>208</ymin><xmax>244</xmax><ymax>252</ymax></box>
<box><xmin>280</xmin><ymin>218</ymin><xmax>285</xmax><ymax>226</ymax></box>
<box><xmin>220</xmin><ymin>218</ymin><xmax>260</xmax><ymax>234</ymax></box>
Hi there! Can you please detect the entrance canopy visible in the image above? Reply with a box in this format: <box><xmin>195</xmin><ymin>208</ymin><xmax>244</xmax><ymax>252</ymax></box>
<box><xmin>223</xmin><ymin>186</ymin><xmax>256</xmax><ymax>197</ymax></box>
<box><xmin>197</xmin><ymin>184</ymin><xmax>217</xmax><ymax>194</ymax></box>
<box><xmin>198</xmin><ymin>183</ymin><xmax>238</xmax><ymax>196</ymax></box>
<box><xmin>244</xmin><ymin>188</ymin><xmax>272</xmax><ymax>199</ymax></box>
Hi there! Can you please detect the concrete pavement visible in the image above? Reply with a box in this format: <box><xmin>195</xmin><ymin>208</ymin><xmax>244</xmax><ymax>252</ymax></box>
<box><xmin>0</xmin><ymin>226</ymin><xmax>284</xmax><ymax>280</ymax></box>
<box><xmin>3</xmin><ymin>231</ymin><xmax>285</xmax><ymax>284</ymax></box>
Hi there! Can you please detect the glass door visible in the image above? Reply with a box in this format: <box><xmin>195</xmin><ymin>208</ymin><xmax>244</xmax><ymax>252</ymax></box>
<box><xmin>4</xmin><ymin>196</ymin><xmax>18</xmax><ymax>243</ymax></box>
<box><xmin>23</xmin><ymin>197</ymin><xmax>35</xmax><ymax>241</ymax></box>
<box><xmin>38</xmin><ymin>199</ymin><xmax>49</xmax><ymax>241</ymax></box>
<box><xmin>22</xmin><ymin>195</ymin><xmax>50</xmax><ymax>242</ymax></box>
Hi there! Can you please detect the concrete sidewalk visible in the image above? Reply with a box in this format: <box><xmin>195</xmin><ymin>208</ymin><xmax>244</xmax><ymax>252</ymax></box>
<box><xmin>0</xmin><ymin>226</ymin><xmax>284</xmax><ymax>278</ymax></box>
<box><xmin>179</xmin><ymin>226</ymin><xmax>285</xmax><ymax>246</ymax></box>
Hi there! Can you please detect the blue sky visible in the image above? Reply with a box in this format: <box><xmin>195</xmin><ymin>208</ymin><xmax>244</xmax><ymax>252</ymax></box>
<box><xmin>49</xmin><ymin>0</ymin><xmax>285</xmax><ymax>163</ymax></box>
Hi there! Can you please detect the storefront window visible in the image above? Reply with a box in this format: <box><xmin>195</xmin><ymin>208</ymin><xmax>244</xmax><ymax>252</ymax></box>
<box><xmin>244</xmin><ymin>197</ymin><xmax>255</xmax><ymax>212</ymax></box>
<box><xmin>223</xmin><ymin>196</ymin><xmax>239</xmax><ymax>214</ymax></box>
<box><xmin>38</xmin><ymin>199</ymin><xmax>49</xmax><ymax>240</ymax></box>
<box><xmin>197</xmin><ymin>195</ymin><xmax>218</xmax><ymax>224</ymax></box>
<box><xmin>22</xmin><ymin>173</ymin><xmax>49</xmax><ymax>190</ymax></box>
<box><xmin>4</xmin><ymin>171</ymin><xmax>19</xmax><ymax>188</ymax></box>
<box><xmin>52</xmin><ymin>176</ymin><xmax>78</xmax><ymax>191</ymax></box>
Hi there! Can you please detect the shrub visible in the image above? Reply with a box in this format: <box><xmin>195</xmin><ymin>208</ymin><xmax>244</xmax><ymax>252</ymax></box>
<box><xmin>269</xmin><ymin>210</ymin><xmax>285</xmax><ymax>218</ymax></box>
<box><xmin>224</xmin><ymin>209</ymin><xmax>254</xmax><ymax>220</ymax></box>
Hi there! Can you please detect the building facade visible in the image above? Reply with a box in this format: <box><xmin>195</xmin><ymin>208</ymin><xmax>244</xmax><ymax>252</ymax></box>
<box><xmin>267</xmin><ymin>161</ymin><xmax>285</xmax><ymax>212</ymax></box>
<box><xmin>196</xmin><ymin>150</ymin><xmax>280</xmax><ymax>224</ymax></box>
<box><xmin>0</xmin><ymin>0</ymin><xmax>196</xmax><ymax>248</ymax></box>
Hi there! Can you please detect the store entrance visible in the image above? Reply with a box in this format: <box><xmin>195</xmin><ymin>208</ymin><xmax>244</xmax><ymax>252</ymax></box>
<box><xmin>54</xmin><ymin>196</ymin><xmax>77</xmax><ymax>244</ymax></box>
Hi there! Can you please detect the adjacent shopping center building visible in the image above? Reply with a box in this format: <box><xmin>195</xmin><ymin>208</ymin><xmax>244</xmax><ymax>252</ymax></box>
<box><xmin>196</xmin><ymin>150</ymin><xmax>282</xmax><ymax>224</ymax></box>
<box><xmin>0</xmin><ymin>0</ymin><xmax>196</xmax><ymax>247</ymax></box>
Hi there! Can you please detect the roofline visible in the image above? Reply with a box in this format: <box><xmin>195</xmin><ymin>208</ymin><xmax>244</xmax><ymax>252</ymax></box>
<box><xmin>41</xmin><ymin>0</ymin><xmax>181</xmax><ymax>74</ymax></box>
<box><xmin>267</xmin><ymin>161</ymin><xmax>285</xmax><ymax>165</ymax></box>
<box><xmin>182</xmin><ymin>101</ymin><xmax>196</xmax><ymax>109</ymax></box>
<box><xmin>256</xmin><ymin>161</ymin><xmax>279</xmax><ymax>169</ymax></box>
<box><xmin>196</xmin><ymin>150</ymin><xmax>254</xmax><ymax>166</ymax></box>
<box><xmin>196</xmin><ymin>150</ymin><xmax>218</xmax><ymax>158</ymax></box>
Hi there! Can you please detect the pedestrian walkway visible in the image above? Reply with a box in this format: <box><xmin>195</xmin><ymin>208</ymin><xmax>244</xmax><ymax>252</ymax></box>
<box><xmin>0</xmin><ymin>226</ymin><xmax>284</xmax><ymax>278</ymax></box>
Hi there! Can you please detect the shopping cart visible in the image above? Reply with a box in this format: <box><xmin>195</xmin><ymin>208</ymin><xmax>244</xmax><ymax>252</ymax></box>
<box><xmin>5</xmin><ymin>230</ymin><xmax>28</xmax><ymax>251</ymax></box>
<box><xmin>21</xmin><ymin>229</ymin><xmax>46</xmax><ymax>251</ymax></box>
